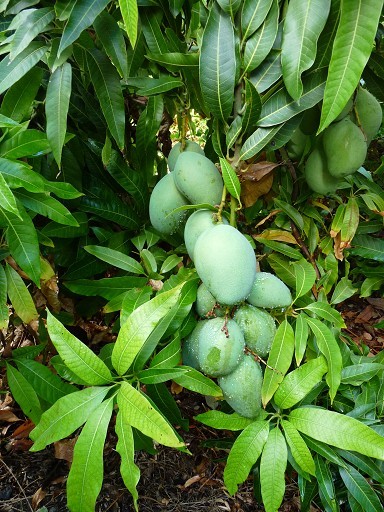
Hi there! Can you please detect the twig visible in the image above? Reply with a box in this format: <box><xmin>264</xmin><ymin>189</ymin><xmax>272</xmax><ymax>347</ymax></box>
<box><xmin>0</xmin><ymin>457</ymin><xmax>34</xmax><ymax>512</ymax></box>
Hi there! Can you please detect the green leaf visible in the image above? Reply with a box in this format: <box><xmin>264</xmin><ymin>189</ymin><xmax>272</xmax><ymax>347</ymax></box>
<box><xmin>0</xmin><ymin>158</ymin><xmax>46</xmax><ymax>193</ymax></box>
<box><xmin>46</xmin><ymin>63</ymin><xmax>72</xmax><ymax>168</ymax></box>
<box><xmin>84</xmin><ymin>245</ymin><xmax>144</xmax><ymax>274</ymax></box>
<box><xmin>240</xmin><ymin>124</ymin><xmax>281</xmax><ymax>160</ymax></box>
<box><xmin>274</xmin><ymin>356</ymin><xmax>328</xmax><ymax>409</ymax></box>
<box><xmin>281</xmin><ymin>0</ymin><xmax>330</xmax><ymax>100</ymax></box>
<box><xmin>219</xmin><ymin>158</ymin><xmax>241</xmax><ymax>204</ymax></box>
<box><xmin>160</xmin><ymin>255</ymin><xmax>183</xmax><ymax>274</ymax></box>
<box><xmin>146</xmin><ymin>51</ymin><xmax>199</xmax><ymax>70</ymax></box>
<box><xmin>200</xmin><ymin>3</ymin><xmax>236</xmax><ymax>123</ymax></box>
<box><xmin>149</xmin><ymin>334</ymin><xmax>181</xmax><ymax>370</ymax></box>
<box><xmin>261</xmin><ymin>319</ymin><xmax>295</xmax><ymax>407</ymax></box>
<box><xmin>281</xmin><ymin>420</ymin><xmax>315</xmax><ymax>476</ymax></box>
<box><xmin>1</xmin><ymin>204</ymin><xmax>40</xmax><ymax>285</ymax></box>
<box><xmin>268</xmin><ymin>253</ymin><xmax>297</xmax><ymax>289</ymax></box>
<box><xmin>67</xmin><ymin>397</ymin><xmax>114</xmax><ymax>512</ymax></box>
<box><xmin>294</xmin><ymin>313</ymin><xmax>309</xmax><ymax>366</ymax></box>
<box><xmin>315</xmin><ymin>455</ymin><xmax>339</xmax><ymax>512</ymax></box>
<box><xmin>0</xmin><ymin>172</ymin><xmax>20</xmax><ymax>217</ymax></box>
<box><xmin>137</xmin><ymin>367</ymin><xmax>188</xmax><ymax>385</ymax></box>
<box><xmin>46</xmin><ymin>311</ymin><xmax>113</xmax><ymax>385</ymax></box>
<box><xmin>173</xmin><ymin>367</ymin><xmax>223</xmax><ymax>397</ymax></box>
<box><xmin>242</xmin><ymin>0</ymin><xmax>279</xmax><ymax>76</ymax></box>
<box><xmin>274</xmin><ymin>198</ymin><xmax>304</xmax><ymax>230</ymax></box>
<box><xmin>119</xmin><ymin>0</ymin><xmax>138</xmax><ymax>48</ymax></box>
<box><xmin>339</xmin><ymin>465</ymin><xmax>383</xmax><ymax>512</ymax></box>
<box><xmin>146</xmin><ymin>383</ymin><xmax>189</xmax><ymax>431</ymax></box>
<box><xmin>0</xmin><ymin>66</ymin><xmax>43</xmax><ymax>122</ymax></box>
<box><xmin>336</xmin><ymin>450</ymin><xmax>384</xmax><ymax>485</ymax></box>
<box><xmin>330</xmin><ymin>276</ymin><xmax>358</xmax><ymax>305</ymax></box>
<box><xmin>288</xmin><ymin>407</ymin><xmax>384</xmax><ymax>460</ymax></box>
<box><xmin>341</xmin><ymin>364</ymin><xmax>384</xmax><ymax>386</ymax></box>
<box><xmin>240</xmin><ymin>0</ymin><xmax>274</xmax><ymax>43</ymax></box>
<box><xmin>360</xmin><ymin>277</ymin><xmax>384</xmax><ymax>298</ymax></box>
<box><xmin>86</xmin><ymin>48</ymin><xmax>125</xmax><ymax>149</ymax></box>
<box><xmin>9</xmin><ymin>7</ymin><xmax>54</xmax><ymax>61</ymax></box>
<box><xmin>44</xmin><ymin>181</ymin><xmax>83</xmax><ymax>200</ymax></box>
<box><xmin>112</xmin><ymin>285</ymin><xmax>183</xmax><ymax>375</ymax></box>
<box><xmin>117</xmin><ymin>381</ymin><xmax>184</xmax><ymax>448</ymax></box>
<box><xmin>58</xmin><ymin>0</ymin><xmax>110</xmax><ymax>56</ymax></box>
<box><xmin>0</xmin><ymin>42</ymin><xmax>46</xmax><ymax>95</ymax></box>
<box><xmin>0</xmin><ymin>113</ymin><xmax>21</xmax><ymax>128</ymax></box>
<box><xmin>0</xmin><ymin>129</ymin><xmax>51</xmax><ymax>159</ymax></box>
<box><xmin>30</xmin><ymin>386</ymin><xmax>110</xmax><ymax>451</ymax></box>
<box><xmin>260</xmin><ymin>427</ymin><xmax>287</xmax><ymax>512</ymax></box>
<box><xmin>249</xmin><ymin>49</ymin><xmax>282</xmax><ymax>94</ymax></box>
<box><xmin>348</xmin><ymin>235</ymin><xmax>384</xmax><ymax>262</ymax></box>
<box><xmin>6</xmin><ymin>363</ymin><xmax>41</xmax><ymax>424</ymax></box>
<box><xmin>115</xmin><ymin>410</ymin><xmax>140</xmax><ymax>510</ymax></box>
<box><xmin>15</xmin><ymin>190</ymin><xmax>79</xmax><ymax>226</ymax></box>
<box><xmin>242</xmin><ymin>78</ymin><xmax>262</xmax><ymax>136</ymax></box>
<box><xmin>318</xmin><ymin>0</ymin><xmax>383</xmax><ymax>131</ymax></box>
<box><xmin>64</xmin><ymin>276</ymin><xmax>146</xmax><ymax>299</ymax></box>
<box><xmin>125</xmin><ymin>76</ymin><xmax>184</xmax><ymax>96</ymax></box>
<box><xmin>140</xmin><ymin>9</ymin><xmax>168</xmax><ymax>54</ymax></box>
<box><xmin>5</xmin><ymin>265</ymin><xmax>38</xmax><ymax>323</ymax></box>
<box><xmin>94</xmin><ymin>10</ymin><xmax>128</xmax><ymax>79</ymax></box>
<box><xmin>223</xmin><ymin>420</ymin><xmax>270</xmax><ymax>494</ymax></box>
<box><xmin>291</xmin><ymin>258</ymin><xmax>317</xmax><ymax>300</ymax></box>
<box><xmin>302</xmin><ymin>302</ymin><xmax>346</xmax><ymax>329</ymax></box>
<box><xmin>0</xmin><ymin>265</ymin><xmax>8</xmax><ymax>329</ymax></box>
<box><xmin>305</xmin><ymin>316</ymin><xmax>342</xmax><ymax>402</ymax></box>
<box><xmin>194</xmin><ymin>410</ymin><xmax>254</xmax><ymax>431</ymax></box>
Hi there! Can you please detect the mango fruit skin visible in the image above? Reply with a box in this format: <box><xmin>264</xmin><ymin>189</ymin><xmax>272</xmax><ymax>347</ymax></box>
<box><xmin>173</xmin><ymin>152</ymin><xmax>224</xmax><ymax>206</ymax></box>
<box><xmin>353</xmin><ymin>87</ymin><xmax>383</xmax><ymax>144</ymax></box>
<box><xmin>184</xmin><ymin>209</ymin><xmax>228</xmax><ymax>260</ymax></box>
<box><xmin>195</xmin><ymin>283</ymin><xmax>224</xmax><ymax>318</ymax></box>
<box><xmin>167</xmin><ymin>140</ymin><xmax>204</xmax><ymax>172</ymax></box>
<box><xmin>247</xmin><ymin>272</ymin><xmax>292</xmax><ymax>309</ymax></box>
<box><xmin>233</xmin><ymin>304</ymin><xmax>276</xmax><ymax>358</ymax></box>
<box><xmin>181</xmin><ymin>320</ymin><xmax>207</xmax><ymax>370</ymax></box>
<box><xmin>304</xmin><ymin>147</ymin><xmax>340</xmax><ymax>195</ymax></box>
<box><xmin>218</xmin><ymin>355</ymin><xmax>263</xmax><ymax>418</ymax></box>
<box><xmin>299</xmin><ymin>105</ymin><xmax>321</xmax><ymax>135</ymax></box>
<box><xmin>149</xmin><ymin>173</ymin><xmax>189</xmax><ymax>235</ymax></box>
<box><xmin>323</xmin><ymin>118</ymin><xmax>367</xmax><ymax>177</ymax></box>
<box><xmin>194</xmin><ymin>224</ymin><xmax>257</xmax><ymax>305</ymax></box>
<box><xmin>196</xmin><ymin>317</ymin><xmax>245</xmax><ymax>377</ymax></box>
<box><xmin>334</xmin><ymin>97</ymin><xmax>353</xmax><ymax>122</ymax></box>
<box><xmin>286</xmin><ymin>126</ymin><xmax>308</xmax><ymax>160</ymax></box>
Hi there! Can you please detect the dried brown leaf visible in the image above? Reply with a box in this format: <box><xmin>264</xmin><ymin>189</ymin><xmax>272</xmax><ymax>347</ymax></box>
<box><xmin>54</xmin><ymin>438</ymin><xmax>77</xmax><ymax>463</ymax></box>
<box><xmin>32</xmin><ymin>487</ymin><xmax>46</xmax><ymax>511</ymax></box>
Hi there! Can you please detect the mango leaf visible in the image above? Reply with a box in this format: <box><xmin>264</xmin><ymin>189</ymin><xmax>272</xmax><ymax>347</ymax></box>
<box><xmin>240</xmin><ymin>124</ymin><xmax>281</xmax><ymax>160</ymax></box>
<box><xmin>249</xmin><ymin>49</ymin><xmax>282</xmax><ymax>93</ymax></box>
<box><xmin>0</xmin><ymin>114</ymin><xmax>20</xmax><ymax>128</ymax></box>
<box><xmin>0</xmin><ymin>41</ymin><xmax>46</xmax><ymax>95</ymax></box>
<box><xmin>15</xmin><ymin>190</ymin><xmax>79</xmax><ymax>226</ymax></box>
<box><xmin>302</xmin><ymin>302</ymin><xmax>346</xmax><ymax>329</ymax></box>
<box><xmin>125</xmin><ymin>76</ymin><xmax>184</xmax><ymax>96</ymax></box>
<box><xmin>288</xmin><ymin>407</ymin><xmax>384</xmax><ymax>460</ymax></box>
<box><xmin>294</xmin><ymin>313</ymin><xmax>309</xmax><ymax>366</ymax></box>
<box><xmin>117</xmin><ymin>381</ymin><xmax>184</xmax><ymax>448</ymax></box>
<box><xmin>313</xmin><ymin>0</ymin><xmax>341</xmax><ymax>70</ymax></box>
<box><xmin>330</xmin><ymin>276</ymin><xmax>358</xmax><ymax>305</ymax></box>
<box><xmin>145</xmin><ymin>383</ymin><xmax>189</xmax><ymax>431</ymax></box>
<box><xmin>115</xmin><ymin>410</ymin><xmax>140</xmax><ymax>510</ymax></box>
<box><xmin>86</xmin><ymin>48</ymin><xmax>125</xmax><ymax>149</ymax></box>
<box><xmin>336</xmin><ymin>450</ymin><xmax>384</xmax><ymax>485</ymax></box>
<box><xmin>58</xmin><ymin>0</ymin><xmax>110</xmax><ymax>56</ymax></box>
<box><xmin>195</xmin><ymin>410</ymin><xmax>254</xmax><ymax>431</ymax></box>
<box><xmin>268</xmin><ymin>253</ymin><xmax>297</xmax><ymax>289</ymax></box>
<box><xmin>219</xmin><ymin>158</ymin><xmax>241</xmax><ymax>204</ymax></box>
<box><xmin>242</xmin><ymin>78</ymin><xmax>262</xmax><ymax>136</ymax></box>
<box><xmin>112</xmin><ymin>284</ymin><xmax>183</xmax><ymax>375</ymax></box>
<box><xmin>64</xmin><ymin>276</ymin><xmax>146</xmax><ymax>299</ymax></box>
<box><xmin>305</xmin><ymin>316</ymin><xmax>342</xmax><ymax>402</ymax></box>
<box><xmin>9</xmin><ymin>7</ymin><xmax>54</xmax><ymax>61</ymax></box>
<box><xmin>119</xmin><ymin>0</ymin><xmax>138</xmax><ymax>48</ymax></box>
<box><xmin>4</xmin><ymin>264</ymin><xmax>38</xmax><ymax>323</ymax></box>
<box><xmin>30</xmin><ymin>386</ymin><xmax>110</xmax><ymax>451</ymax></box>
<box><xmin>0</xmin><ymin>172</ymin><xmax>19</xmax><ymax>217</ymax></box>
<box><xmin>291</xmin><ymin>258</ymin><xmax>317</xmax><ymax>300</ymax></box>
<box><xmin>339</xmin><ymin>465</ymin><xmax>383</xmax><ymax>512</ymax></box>
<box><xmin>240</xmin><ymin>0</ymin><xmax>274</xmax><ymax>43</ymax></box>
<box><xmin>318</xmin><ymin>0</ymin><xmax>383</xmax><ymax>131</ymax></box>
<box><xmin>226</xmin><ymin>115</ymin><xmax>242</xmax><ymax>150</ymax></box>
<box><xmin>6</xmin><ymin>363</ymin><xmax>41</xmax><ymax>424</ymax></box>
<box><xmin>84</xmin><ymin>245</ymin><xmax>144</xmax><ymax>274</ymax></box>
<box><xmin>160</xmin><ymin>255</ymin><xmax>183</xmax><ymax>274</ymax></box>
<box><xmin>146</xmin><ymin>51</ymin><xmax>199</xmax><ymax>70</ymax></box>
<box><xmin>46</xmin><ymin>62</ymin><xmax>72</xmax><ymax>168</ymax></box>
<box><xmin>217</xmin><ymin>0</ymin><xmax>242</xmax><ymax>19</ymax></box>
<box><xmin>0</xmin><ymin>129</ymin><xmax>51</xmax><ymax>159</ymax></box>
<box><xmin>348</xmin><ymin>235</ymin><xmax>384</xmax><ymax>262</ymax></box>
<box><xmin>315</xmin><ymin>455</ymin><xmax>339</xmax><ymax>512</ymax></box>
<box><xmin>360</xmin><ymin>277</ymin><xmax>384</xmax><ymax>298</ymax></box>
<box><xmin>341</xmin><ymin>364</ymin><xmax>384</xmax><ymax>386</ymax></box>
<box><xmin>94</xmin><ymin>10</ymin><xmax>128</xmax><ymax>79</ymax></box>
<box><xmin>43</xmin><ymin>181</ymin><xmax>83</xmax><ymax>200</ymax></box>
<box><xmin>281</xmin><ymin>0</ymin><xmax>330</xmax><ymax>100</ymax></box>
<box><xmin>260</xmin><ymin>427</ymin><xmax>287</xmax><ymax>512</ymax></box>
<box><xmin>200</xmin><ymin>3</ymin><xmax>236</xmax><ymax>123</ymax></box>
<box><xmin>223</xmin><ymin>420</ymin><xmax>270</xmax><ymax>494</ymax></box>
<box><xmin>0</xmin><ymin>265</ymin><xmax>8</xmax><ymax>329</ymax></box>
<box><xmin>137</xmin><ymin>367</ymin><xmax>188</xmax><ymax>385</ymax></box>
<box><xmin>173</xmin><ymin>367</ymin><xmax>223</xmax><ymax>397</ymax></box>
<box><xmin>0</xmin><ymin>158</ymin><xmax>46</xmax><ymax>193</ymax></box>
<box><xmin>46</xmin><ymin>310</ymin><xmax>113</xmax><ymax>385</ymax></box>
<box><xmin>281</xmin><ymin>420</ymin><xmax>315</xmax><ymax>476</ymax></box>
<box><xmin>67</xmin><ymin>397</ymin><xmax>114</xmax><ymax>512</ymax></box>
<box><xmin>242</xmin><ymin>0</ymin><xmax>279</xmax><ymax>76</ymax></box>
<box><xmin>140</xmin><ymin>9</ymin><xmax>168</xmax><ymax>54</ymax></box>
<box><xmin>262</xmin><ymin>319</ymin><xmax>295</xmax><ymax>407</ymax></box>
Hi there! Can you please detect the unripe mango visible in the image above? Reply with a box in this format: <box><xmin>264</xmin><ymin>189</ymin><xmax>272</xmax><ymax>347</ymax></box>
<box><xmin>323</xmin><ymin>118</ymin><xmax>367</xmax><ymax>177</ymax></box>
<box><xmin>233</xmin><ymin>304</ymin><xmax>276</xmax><ymax>358</ymax></box>
<box><xmin>218</xmin><ymin>355</ymin><xmax>263</xmax><ymax>418</ymax></box>
<box><xmin>173</xmin><ymin>152</ymin><xmax>224</xmax><ymax>206</ymax></box>
<box><xmin>181</xmin><ymin>320</ymin><xmax>207</xmax><ymax>370</ymax></box>
<box><xmin>149</xmin><ymin>173</ymin><xmax>189</xmax><ymax>235</ymax></box>
<box><xmin>196</xmin><ymin>317</ymin><xmax>245</xmax><ymax>377</ymax></box>
<box><xmin>353</xmin><ymin>87</ymin><xmax>383</xmax><ymax>144</ymax></box>
<box><xmin>195</xmin><ymin>283</ymin><xmax>225</xmax><ymax>318</ymax></box>
<box><xmin>184</xmin><ymin>209</ymin><xmax>228</xmax><ymax>260</ymax></box>
<box><xmin>334</xmin><ymin>97</ymin><xmax>353</xmax><ymax>122</ymax></box>
<box><xmin>304</xmin><ymin>147</ymin><xmax>341</xmax><ymax>195</ymax></box>
<box><xmin>247</xmin><ymin>272</ymin><xmax>292</xmax><ymax>309</ymax></box>
<box><xmin>194</xmin><ymin>224</ymin><xmax>257</xmax><ymax>305</ymax></box>
<box><xmin>168</xmin><ymin>140</ymin><xmax>205</xmax><ymax>172</ymax></box>
<box><xmin>286</xmin><ymin>126</ymin><xmax>308</xmax><ymax>160</ymax></box>
<box><xmin>299</xmin><ymin>105</ymin><xmax>321</xmax><ymax>135</ymax></box>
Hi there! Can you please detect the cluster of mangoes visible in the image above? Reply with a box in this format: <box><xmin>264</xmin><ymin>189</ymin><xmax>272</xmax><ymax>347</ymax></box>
<box><xmin>149</xmin><ymin>142</ymin><xmax>293</xmax><ymax>418</ymax></box>
<box><xmin>287</xmin><ymin>87</ymin><xmax>382</xmax><ymax>195</ymax></box>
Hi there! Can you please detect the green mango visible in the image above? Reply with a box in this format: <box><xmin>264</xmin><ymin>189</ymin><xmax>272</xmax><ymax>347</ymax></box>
<box><xmin>195</xmin><ymin>282</ymin><xmax>225</xmax><ymax>318</ymax></box>
<box><xmin>353</xmin><ymin>87</ymin><xmax>383</xmax><ymax>144</ymax></box>
<box><xmin>247</xmin><ymin>272</ymin><xmax>292</xmax><ymax>309</ymax></box>
<box><xmin>184</xmin><ymin>209</ymin><xmax>227</xmax><ymax>260</ymax></box>
<box><xmin>304</xmin><ymin>146</ymin><xmax>341</xmax><ymax>195</ymax></box>
<box><xmin>168</xmin><ymin>140</ymin><xmax>205</xmax><ymax>172</ymax></box>
<box><xmin>233</xmin><ymin>304</ymin><xmax>276</xmax><ymax>358</ymax></box>
<box><xmin>181</xmin><ymin>320</ymin><xmax>207</xmax><ymax>370</ymax></box>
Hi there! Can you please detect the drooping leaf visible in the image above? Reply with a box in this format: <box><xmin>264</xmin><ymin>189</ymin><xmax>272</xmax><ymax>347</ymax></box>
<box><xmin>341</xmin><ymin>363</ymin><xmax>384</xmax><ymax>386</ymax></box>
<box><xmin>315</xmin><ymin>455</ymin><xmax>339</xmax><ymax>512</ymax></box>
<box><xmin>140</xmin><ymin>8</ymin><xmax>168</xmax><ymax>54</ymax></box>
<box><xmin>195</xmin><ymin>410</ymin><xmax>254</xmax><ymax>431</ymax></box>
<box><xmin>294</xmin><ymin>312</ymin><xmax>309</xmax><ymax>366</ymax></box>
<box><xmin>339</xmin><ymin>465</ymin><xmax>383</xmax><ymax>512</ymax></box>
<box><xmin>173</xmin><ymin>367</ymin><xmax>223</xmax><ymax>397</ymax></box>
<box><xmin>348</xmin><ymin>235</ymin><xmax>384</xmax><ymax>262</ymax></box>
<box><xmin>262</xmin><ymin>319</ymin><xmax>295</xmax><ymax>407</ymax></box>
<box><xmin>330</xmin><ymin>276</ymin><xmax>358</xmax><ymax>304</ymax></box>
<box><xmin>64</xmin><ymin>276</ymin><xmax>147</xmax><ymax>299</ymax></box>
<box><xmin>84</xmin><ymin>245</ymin><xmax>145</xmax><ymax>274</ymax></box>
<box><xmin>200</xmin><ymin>3</ymin><xmax>236</xmax><ymax>123</ymax></box>
<box><xmin>223</xmin><ymin>420</ymin><xmax>270</xmax><ymax>494</ymax></box>
<box><xmin>67</xmin><ymin>397</ymin><xmax>114</xmax><ymax>512</ymax></box>
<box><xmin>281</xmin><ymin>0</ymin><xmax>330</xmax><ymax>100</ymax></box>
<box><xmin>301</xmin><ymin>302</ymin><xmax>346</xmax><ymax>329</ymax></box>
<box><xmin>0</xmin><ymin>129</ymin><xmax>51</xmax><ymax>159</ymax></box>
<box><xmin>0</xmin><ymin>265</ymin><xmax>8</xmax><ymax>329</ymax></box>
<box><xmin>242</xmin><ymin>78</ymin><xmax>262</xmax><ymax>136</ymax></box>
<box><xmin>46</xmin><ymin>310</ymin><xmax>113</xmax><ymax>385</ymax></box>
<box><xmin>260</xmin><ymin>427</ymin><xmax>287</xmax><ymax>512</ymax></box>
<box><xmin>240</xmin><ymin>124</ymin><xmax>281</xmax><ymax>160</ymax></box>
<box><xmin>291</xmin><ymin>258</ymin><xmax>317</xmax><ymax>300</ymax></box>
<box><xmin>14</xmin><ymin>190</ymin><xmax>79</xmax><ymax>226</ymax></box>
<box><xmin>240</xmin><ymin>0</ymin><xmax>274</xmax><ymax>43</ymax></box>
<box><xmin>0</xmin><ymin>158</ymin><xmax>46</xmax><ymax>193</ymax></box>
<box><xmin>249</xmin><ymin>49</ymin><xmax>282</xmax><ymax>93</ymax></box>
<box><xmin>0</xmin><ymin>172</ymin><xmax>19</xmax><ymax>217</ymax></box>
<box><xmin>6</xmin><ymin>363</ymin><xmax>41</xmax><ymax>424</ymax></box>
<box><xmin>281</xmin><ymin>420</ymin><xmax>315</xmax><ymax>476</ymax></box>
<box><xmin>288</xmin><ymin>407</ymin><xmax>384</xmax><ymax>460</ymax></box>
<box><xmin>125</xmin><ymin>76</ymin><xmax>184</xmax><ymax>96</ymax></box>
<box><xmin>318</xmin><ymin>0</ymin><xmax>383</xmax><ymax>131</ymax></box>
<box><xmin>118</xmin><ymin>0</ymin><xmax>138</xmax><ymax>49</ymax></box>
<box><xmin>219</xmin><ymin>158</ymin><xmax>241</xmax><ymax>203</ymax></box>
<box><xmin>117</xmin><ymin>381</ymin><xmax>184</xmax><ymax>448</ymax></box>
<box><xmin>94</xmin><ymin>9</ymin><xmax>128</xmax><ymax>79</ymax></box>
<box><xmin>4</xmin><ymin>264</ymin><xmax>38</xmax><ymax>323</ymax></box>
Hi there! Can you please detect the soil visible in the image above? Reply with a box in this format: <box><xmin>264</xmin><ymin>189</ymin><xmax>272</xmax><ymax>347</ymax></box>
<box><xmin>0</xmin><ymin>297</ymin><xmax>383</xmax><ymax>512</ymax></box>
